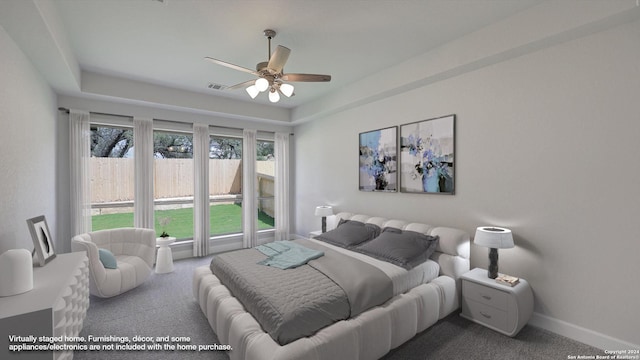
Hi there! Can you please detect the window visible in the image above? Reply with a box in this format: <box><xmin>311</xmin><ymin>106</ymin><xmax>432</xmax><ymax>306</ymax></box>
<box><xmin>209</xmin><ymin>136</ymin><xmax>243</xmax><ymax>236</ymax></box>
<box><xmin>257</xmin><ymin>140</ymin><xmax>275</xmax><ymax>230</ymax></box>
<box><xmin>86</xmin><ymin>119</ymin><xmax>277</xmax><ymax>241</ymax></box>
<box><xmin>153</xmin><ymin>130</ymin><xmax>194</xmax><ymax>240</ymax></box>
<box><xmin>90</xmin><ymin>125</ymin><xmax>135</xmax><ymax>231</ymax></box>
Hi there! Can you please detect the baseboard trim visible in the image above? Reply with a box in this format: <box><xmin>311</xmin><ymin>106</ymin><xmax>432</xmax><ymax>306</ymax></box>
<box><xmin>529</xmin><ymin>312</ymin><xmax>639</xmax><ymax>351</ymax></box>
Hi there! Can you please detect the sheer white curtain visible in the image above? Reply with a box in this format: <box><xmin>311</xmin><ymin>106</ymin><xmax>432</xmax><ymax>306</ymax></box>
<box><xmin>193</xmin><ymin>123</ymin><xmax>211</xmax><ymax>256</ymax></box>
<box><xmin>134</xmin><ymin>117</ymin><xmax>154</xmax><ymax>229</ymax></box>
<box><xmin>69</xmin><ymin>109</ymin><xmax>91</xmax><ymax>236</ymax></box>
<box><xmin>242</xmin><ymin>129</ymin><xmax>257</xmax><ymax>248</ymax></box>
<box><xmin>274</xmin><ymin>132</ymin><xmax>290</xmax><ymax>241</ymax></box>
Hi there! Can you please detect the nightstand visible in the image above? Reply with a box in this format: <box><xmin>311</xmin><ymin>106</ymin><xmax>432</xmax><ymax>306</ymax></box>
<box><xmin>460</xmin><ymin>267</ymin><xmax>534</xmax><ymax>337</ymax></box>
<box><xmin>308</xmin><ymin>230</ymin><xmax>322</xmax><ymax>239</ymax></box>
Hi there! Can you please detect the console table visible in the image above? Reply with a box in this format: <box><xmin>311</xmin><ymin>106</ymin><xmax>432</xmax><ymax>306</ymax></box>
<box><xmin>0</xmin><ymin>252</ymin><xmax>90</xmax><ymax>360</ymax></box>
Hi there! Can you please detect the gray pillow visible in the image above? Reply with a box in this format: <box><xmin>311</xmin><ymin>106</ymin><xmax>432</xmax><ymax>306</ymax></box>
<box><xmin>353</xmin><ymin>227</ymin><xmax>439</xmax><ymax>270</ymax></box>
<box><xmin>314</xmin><ymin>219</ymin><xmax>381</xmax><ymax>249</ymax></box>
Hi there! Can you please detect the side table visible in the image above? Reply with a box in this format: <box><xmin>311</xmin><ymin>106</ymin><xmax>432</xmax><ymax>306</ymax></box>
<box><xmin>460</xmin><ymin>267</ymin><xmax>534</xmax><ymax>336</ymax></box>
<box><xmin>156</xmin><ymin>236</ymin><xmax>176</xmax><ymax>274</ymax></box>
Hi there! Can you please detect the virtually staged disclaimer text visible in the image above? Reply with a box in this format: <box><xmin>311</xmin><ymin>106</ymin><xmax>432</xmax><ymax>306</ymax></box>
<box><xmin>8</xmin><ymin>335</ymin><xmax>232</xmax><ymax>352</ymax></box>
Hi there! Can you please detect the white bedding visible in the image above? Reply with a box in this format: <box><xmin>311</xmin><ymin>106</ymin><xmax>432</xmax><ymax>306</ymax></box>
<box><xmin>307</xmin><ymin>238</ymin><xmax>440</xmax><ymax>296</ymax></box>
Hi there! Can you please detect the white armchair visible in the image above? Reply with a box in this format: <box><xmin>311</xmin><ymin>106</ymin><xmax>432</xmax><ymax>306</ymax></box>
<box><xmin>71</xmin><ymin>228</ymin><xmax>156</xmax><ymax>298</ymax></box>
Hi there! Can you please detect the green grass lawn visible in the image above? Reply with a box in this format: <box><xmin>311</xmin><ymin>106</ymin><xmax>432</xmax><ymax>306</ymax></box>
<box><xmin>92</xmin><ymin>203</ymin><xmax>274</xmax><ymax>239</ymax></box>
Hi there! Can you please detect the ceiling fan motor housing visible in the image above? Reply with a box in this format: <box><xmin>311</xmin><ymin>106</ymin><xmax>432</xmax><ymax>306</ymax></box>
<box><xmin>256</xmin><ymin>61</ymin><xmax>269</xmax><ymax>72</ymax></box>
<box><xmin>263</xmin><ymin>29</ymin><xmax>276</xmax><ymax>38</ymax></box>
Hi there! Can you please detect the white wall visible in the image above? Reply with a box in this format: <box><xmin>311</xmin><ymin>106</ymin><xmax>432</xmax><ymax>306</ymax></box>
<box><xmin>0</xmin><ymin>24</ymin><xmax>58</xmax><ymax>254</ymax></box>
<box><xmin>293</xmin><ymin>18</ymin><xmax>640</xmax><ymax>349</ymax></box>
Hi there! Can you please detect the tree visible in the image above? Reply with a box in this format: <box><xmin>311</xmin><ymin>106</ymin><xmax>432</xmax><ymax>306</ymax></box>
<box><xmin>153</xmin><ymin>133</ymin><xmax>193</xmax><ymax>159</ymax></box>
<box><xmin>90</xmin><ymin>128</ymin><xmax>274</xmax><ymax>160</ymax></box>
<box><xmin>257</xmin><ymin>140</ymin><xmax>274</xmax><ymax>160</ymax></box>
<box><xmin>91</xmin><ymin>127</ymin><xmax>133</xmax><ymax>158</ymax></box>
<box><xmin>210</xmin><ymin>137</ymin><xmax>242</xmax><ymax>159</ymax></box>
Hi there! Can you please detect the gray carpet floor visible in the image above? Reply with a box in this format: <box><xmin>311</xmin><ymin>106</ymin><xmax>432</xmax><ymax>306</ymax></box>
<box><xmin>74</xmin><ymin>256</ymin><xmax>605</xmax><ymax>360</ymax></box>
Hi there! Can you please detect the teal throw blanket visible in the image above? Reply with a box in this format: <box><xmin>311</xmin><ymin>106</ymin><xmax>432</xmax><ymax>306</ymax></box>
<box><xmin>256</xmin><ymin>241</ymin><xmax>324</xmax><ymax>269</ymax></box>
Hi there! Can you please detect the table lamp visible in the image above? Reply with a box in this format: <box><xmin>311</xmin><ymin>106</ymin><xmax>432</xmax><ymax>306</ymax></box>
<box><xmin>474</xmin><ymin>226</ymin><xmax>514</xmax><ymax>279</ymax></box>
<box><xmin>0</xmin><ymin>249</ymin><xmax>33</xmax><ymax>297</ymax></box>
<box><xmin>315</xmin><ymin>206</ymin><xmax>333</xmax><ymax>233</ymax></box>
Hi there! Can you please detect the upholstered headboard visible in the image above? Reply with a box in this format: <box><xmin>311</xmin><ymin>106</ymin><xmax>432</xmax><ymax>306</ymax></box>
<box><xmin>327</xmin><ymin>212</ymin><xmax>470</xmax><ymax>282</ymax></box>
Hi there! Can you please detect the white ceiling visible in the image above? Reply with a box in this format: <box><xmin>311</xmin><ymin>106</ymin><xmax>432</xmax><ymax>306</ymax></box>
<box><xmin>46</xmin><ymin>0</ymin><xmax>538</xmax><ymax>107</ymax></box>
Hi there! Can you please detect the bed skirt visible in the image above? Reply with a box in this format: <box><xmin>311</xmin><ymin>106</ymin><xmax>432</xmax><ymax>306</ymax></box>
<box><xmin>193</xmin><ymin>266</ymin><xmax>458</xmax><ymax>360</ymax></box>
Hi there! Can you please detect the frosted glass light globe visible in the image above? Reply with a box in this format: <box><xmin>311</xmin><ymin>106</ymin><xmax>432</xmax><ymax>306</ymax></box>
<box><xmin>246</xmin><ymin>85</ymin><xmax>259</xmax><ymax>99</ymax></box>
<box><xmin>268</xmin><ymin>89</ymin><xmax>280</xmax><ymax>103</ymax></box>
<box><xmin>255</xmin><ymin>78</ymin><xmax>269</xmax><ymax>92</ymax></box>
<box><xmin>279</xmin><ymin>83</ymin><xmax>294</xmax><ymax>97</ymax></box>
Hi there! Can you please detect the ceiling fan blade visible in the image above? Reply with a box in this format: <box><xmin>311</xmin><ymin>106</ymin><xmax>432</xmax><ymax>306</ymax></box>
<box><xmin>204</xmin><ymin>57</ymin><xmax>259</xmax><ymax>75</ymax></box>
<box><xmin>227</xmin><ymin>79</ymin><xmax>256</xmax><ymax>90</ymax></box>
<box><xmin>267</xmin><ymin>45</ymin><xmax>291</xmax><ymax>73</ymax></box>
<box><xmin>281</xmin><ymin>73</ymin><xmax>331</xmax><ymax>82</ymax></box>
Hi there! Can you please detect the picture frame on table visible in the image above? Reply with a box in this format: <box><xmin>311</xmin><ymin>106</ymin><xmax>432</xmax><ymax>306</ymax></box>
<box><xmin>359</xmin><ymin>126</ymin><xmax>397</xmax><ymax>192</ymax></box>
<box><xmin>26</xmin><ymin>215</ymin><xmax>56</xmax><ymax>266</ymax></box>
<box><xmin>399</xmin><ymin>114</ymin><xmax>455</xmax><ymax>194</ymax></box>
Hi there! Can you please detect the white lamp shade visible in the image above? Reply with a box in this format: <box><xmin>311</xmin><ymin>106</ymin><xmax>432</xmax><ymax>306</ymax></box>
<box><xmin>474</xmin><ymin>226</ymin><xmax>514</xmax><ymax>249</ymax></box>
<box><xmin>0</xmin><ymin>249</ymin><xmax>33</xmax><ymax>297</ymax></box>
<box><xmin>315</xmin><ymin>206</ymin><xmax>333</xmax><ymax>217</ymax></box>
<box><xmin>246</xmin><ymin>85</ymin><xmax>259</xmax><ymax>99</ymax></box>
<box><xmin>279</xmin><ymin>83</ymin><xmax>294</xmax><ymax>97</ymax></box>
<box><xmin>268</xmin><ymin>89</ymin><xmax>280</xmax><ymax>103</ymax></box>
<box><xmin>255</xmin><ymin>78</ymin><xmax>269</xmax><ymax>92</ymax></box>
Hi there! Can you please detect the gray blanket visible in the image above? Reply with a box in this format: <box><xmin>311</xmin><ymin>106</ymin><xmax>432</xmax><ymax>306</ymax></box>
<box><xmin>209</xmin><ymin>239</ymin><xmax>393</xmax><ymax>345</ymax></box>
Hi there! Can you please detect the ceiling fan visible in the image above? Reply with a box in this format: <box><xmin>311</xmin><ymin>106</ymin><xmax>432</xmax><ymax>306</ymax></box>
<box><xmin>205</xmin><ymin>29</ymin><xmax>331</xmax><ymax>103</ymax></box>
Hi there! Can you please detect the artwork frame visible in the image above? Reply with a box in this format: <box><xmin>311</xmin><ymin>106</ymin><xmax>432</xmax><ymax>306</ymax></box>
<box><xmin>359</xmin><ymin>126</ymin><xmax>398</xmax><ymax>192</ymax></box>
<box><xmin>26</xmin><ymin>215</ymin><xmax>56</xmax><ymax>266</ymax></box>
<box><xmin>400</xmin><ymin>114</ymin><xmax>455</xmax><ymax>194</ymax></box>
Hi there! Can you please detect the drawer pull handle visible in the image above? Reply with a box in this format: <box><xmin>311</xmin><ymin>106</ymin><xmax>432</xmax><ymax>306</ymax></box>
<box><xmin>481</xmin><ymin>295</ymin><xmax>492</xmax><ymax>300</ymax></box>
<box><xmin>480</xmin><ymin>311</ymin><xmax>492</xmax><ymax>319</ymax></box>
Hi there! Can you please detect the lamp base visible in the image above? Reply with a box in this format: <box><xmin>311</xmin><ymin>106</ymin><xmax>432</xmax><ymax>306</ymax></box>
<box><xmin>488</xmin><ymin>248</ymin><xmax>499</xmax><ymax>279</ymax></box>
<box><xmin>321</xmin><ymin>217</ymin><xmax>327</xmax><ymax>233</ymax></box>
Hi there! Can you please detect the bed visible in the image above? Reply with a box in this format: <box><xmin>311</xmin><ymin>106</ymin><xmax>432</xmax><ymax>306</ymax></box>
<box><xmin>192</xmin><ymin>212</ymin><xmax>470</xmax><ymax>360</ymax></box>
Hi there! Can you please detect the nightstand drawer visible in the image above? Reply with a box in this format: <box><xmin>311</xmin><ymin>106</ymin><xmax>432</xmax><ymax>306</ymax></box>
<box><xmin>463</xmin><ymin>280</ymin><xmax>508</xmax><ymax>309</ymax></box>
<box><xmin>462</xmin><ymin>298</ymin><xmax>508</xmax><ymax>332</ymax></box>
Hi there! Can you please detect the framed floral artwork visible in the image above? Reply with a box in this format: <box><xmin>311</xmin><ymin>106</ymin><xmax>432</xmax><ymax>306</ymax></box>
<box><xmin>400</xmin><ymin>115</ymin><xmax>455</xmax><ymax>194</ymax></box>
<box><xmin>359</xmin><ymin>126</ymin><xmax>397</xmax><ymax>192</ymax></box>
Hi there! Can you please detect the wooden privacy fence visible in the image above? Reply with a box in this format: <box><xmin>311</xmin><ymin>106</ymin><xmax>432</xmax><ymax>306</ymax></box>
<box><xmin>258</xmin><ymin>174</ymin><xmax>275</xmax><ymax>217</ymax></box>
<box><xmin>91</xmin><ymin>158</ymin><xmax>275</xmax><ymax>203</ymax></box>
<box><xmin>91</xmin><ymin>158</ymin><xmax>135</xmax><ymax>203</ymax></box>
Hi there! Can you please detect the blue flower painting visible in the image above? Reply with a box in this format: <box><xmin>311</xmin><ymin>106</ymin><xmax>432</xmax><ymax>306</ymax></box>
<box><xmin>359</xmin><ymin>127</ymin><xmax>397</xmax><ymax>192</ymax></box>
<box><xmin>400</xmin><ymin>115</ymin><xmax>455</xmax><ymax>194</ymax></box>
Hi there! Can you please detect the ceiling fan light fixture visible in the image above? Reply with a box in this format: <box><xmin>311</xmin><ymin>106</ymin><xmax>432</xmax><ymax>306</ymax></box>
<box><xmin>206</xmin><ymin>29</ymin><xmax>331</xmax><ymax>104</ymax></box>
<box><xmin>255</xmin><ymin>78</ymin><xmax>269</xmax><ymax>92</ymax></box>
<box><xmin>280</xmin><ymin>83</ymin><xmax>294</xmax><ymax>97</ymax></box>
<box><xmin>268</xmin><ymin>88</ymin><xmax>280</xmax><ymax>103</ymax></box>
<box><xmin>246</xmin><ymin>85</ymin><xmax>259</xmax><ymax>99</ymax></box>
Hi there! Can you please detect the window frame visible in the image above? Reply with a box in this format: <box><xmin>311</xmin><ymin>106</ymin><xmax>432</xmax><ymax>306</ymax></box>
<box><xmin>84</xmin><ymin>116</ymin><xmax>279</xmax><ymax>249</ymax></box>
<box><xmin>152</xmin><ymin>128</ymin><xmax>195</xmax><ymax>241</ymax></box>
<box><xmin>89</xmin><ymin>121</ymin><xmax>135</xmax><ymax>231</ymax></box>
